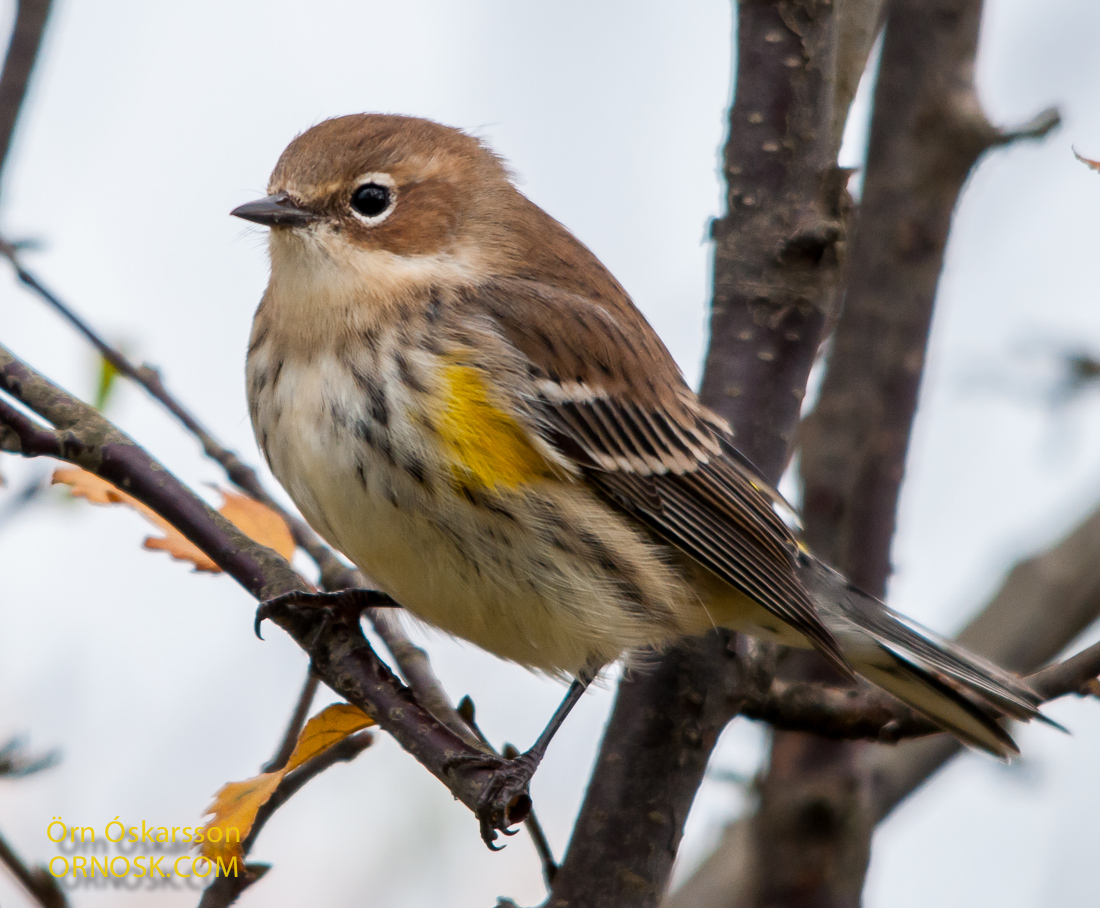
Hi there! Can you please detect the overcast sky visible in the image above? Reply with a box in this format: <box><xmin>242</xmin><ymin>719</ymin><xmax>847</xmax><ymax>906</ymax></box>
<box><xmin>2</xmin><ymin>1</ymin><xmax>1100</xmax><ymax>906</ymax></box>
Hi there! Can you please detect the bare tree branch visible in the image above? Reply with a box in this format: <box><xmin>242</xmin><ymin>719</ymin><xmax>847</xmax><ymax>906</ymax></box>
<box><xmin>369</xmin><ymin>608</ymin><xmax>481</xmax><ymax>747</ymax></box>
<box><xmin>698</xmin><ymin>5</ymin><xmax>847</xmax><ymax>479</ymax></box>
<box><xmin>829</xmin><ymin>0</ymin><xmax>886</xmax><ymax>153</ymax></box>
<box><xmin>669</xmin><ymin>0</ymin><xmax>1062</xmax><ymax>902</ymax></box>
<box><xmin>0</xmin><ymin>345</ymin><xmax>527</xmax><ymax>839</ymax></box>
<box><xmin>0</xmin><ymin>245</ymin><xmax>352</xmax><ymax>579</ymax></box>
<box><xmin>549</xmin><ymin>638</ymin><xmax>746</xmax><ymax>908</ymax></box>
<box><xmin>799</xmin><ymin>0</ymin><xmax>1058</xmax><ymax>596</ymax></box>
<box><xmin>1030</xmin><ymin>639</ymin><xmax>1100</xmax><ymax>699</ymax></box>
<box><xmin>0</xmin><ymin>736</ymin><xmax>57</xmax><ymax>777</ymax></box>
<box><xmin>749</xmin><ymin>0</ymin><xmax>1023</xmax><ymax>896</ymax></box>
<box><xmin>0</xmin><ymin>0</ymin><xmax>54</xmax><ymax>188</ymax></box>
<box><xmin>758</xmin><ymin>0</ymin><xmax>1061</xmax><ymax>900</ymax></box>
<box><xmin>739</xmin><ymin>629</ymin><xmax>1100</xmax><ymax>742</ymax></box>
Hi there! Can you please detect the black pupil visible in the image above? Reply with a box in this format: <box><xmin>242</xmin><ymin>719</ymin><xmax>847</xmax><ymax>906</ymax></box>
<box><xmin>352</xmin><ymin>183</ymin><xmax>390</xmax><ymax>217</ymax></box>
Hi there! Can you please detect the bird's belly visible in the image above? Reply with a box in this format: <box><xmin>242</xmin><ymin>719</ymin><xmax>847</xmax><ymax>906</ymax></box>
<box><xmin>291</xmin><ymin>448</ymin><xmax>657</xmax><ymax>676</ymax></box>
<box><xmin>251</xmin><ymin>357</ymin><xmax>689</xmax><ymax>675</ymax></box>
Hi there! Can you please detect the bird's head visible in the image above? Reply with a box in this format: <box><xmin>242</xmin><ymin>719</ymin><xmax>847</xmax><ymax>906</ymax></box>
<box><xmin>233</xmin><ymin>114</ymin><xmax>516</xmax><ymax>261</ymax></box>
<box><xmin>234</xmin><ymin>114</ymin><xmax>630</xmax><ymax>338</ymax></box>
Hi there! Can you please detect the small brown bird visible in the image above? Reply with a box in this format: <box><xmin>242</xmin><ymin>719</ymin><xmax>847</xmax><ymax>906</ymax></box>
<box><xmin>234</xmin><ymin>114</ymin><xmax>1047</xmax><ymax>786</ymax></box>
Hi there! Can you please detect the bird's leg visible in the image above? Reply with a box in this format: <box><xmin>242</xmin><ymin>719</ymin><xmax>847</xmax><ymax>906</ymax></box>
<box><xmin>253</xmin><ymin>588</ymin><xmax>399</xmax><ymax>638</ymax></box>
<box><xmin>517</xmin><ymin>674</ymin><xmax>592</xmax><ymax>768</ymax></box>
<box><xmin>466</xmin><ymin>665</ymin><xmax>598</xmax><ymax>846</ymax></box>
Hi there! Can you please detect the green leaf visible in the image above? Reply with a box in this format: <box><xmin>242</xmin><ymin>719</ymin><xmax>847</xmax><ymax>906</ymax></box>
<box><xmin>93</xmin><ymin>354</ymin><xmax>120</xmax><ymax>411</ymax></box>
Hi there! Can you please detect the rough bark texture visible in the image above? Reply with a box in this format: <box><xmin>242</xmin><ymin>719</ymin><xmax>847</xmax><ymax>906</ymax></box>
<box><xmin>757</xmin><ymin>0</ymin><xmax>1060</xmax><ymax>903</ymax></box>
<box><xmin>828</xmin><ymin>0</ymin><xmax>886</xmax><ymax>154</ymax></box>
<box><xmin>698</xmin><ymin>0</ymin><xmax>845</xmax><ymax>476</ymax></box>
<box><xmin>550</xmin><ymin>2</ymin><xmax>848</xmax><ymax>904</ymax></box>
<box><xmin>668</xmin><ymin>0</ymin><xmax>1061</xmax><ymax>905</ymax></box>
<box><xmin>748</xmin><ymin>2</ymin><xmax>999</xmax><ymax>903</ymax></box>
<box><xmin>547</xmin><ymin>640</ymin><xmax>744</xmax><ymax>908</ymax></box>
<box><xmin>799</xmin><ymin>0</ymin><xmax>1056</xmax><ymax>593</ymax></box>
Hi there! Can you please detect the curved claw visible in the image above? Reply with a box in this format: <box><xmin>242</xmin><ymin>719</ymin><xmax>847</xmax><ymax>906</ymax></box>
<box><xmin>253</xmin><ymin>603</ymin><xmax>271</xmax><ymax>639</ymax></box>
<box><xmin>482</xmin><ymin>824</ymin><xmax>506</xmax><ymax>851</ymax></box>
<box><xmin>478</xmin><ymin>816</ymin><xmax>522</xmax><ymax>849</ymax></box>
<box><xmin>253</xmin><ymin>590</ymin><xmax>310</xmax><ymax>640</ymax></box>
<box><xmin>253</xmin><ymin>588</ymin><xmax>388</xmax><ymax>642</ymax></box>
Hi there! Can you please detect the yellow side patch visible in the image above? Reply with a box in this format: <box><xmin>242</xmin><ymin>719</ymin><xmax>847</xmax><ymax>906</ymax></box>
<box><xmin>437</xmin><ymin>363</ymin><xmax>555</xmax><ymax>490</ymax></box>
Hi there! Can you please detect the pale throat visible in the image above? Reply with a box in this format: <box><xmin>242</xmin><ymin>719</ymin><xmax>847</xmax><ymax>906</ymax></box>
<box><xmin>258</xmin><ymin>226</ymin><xmax>482</xmax><ymax>353</ymax></box>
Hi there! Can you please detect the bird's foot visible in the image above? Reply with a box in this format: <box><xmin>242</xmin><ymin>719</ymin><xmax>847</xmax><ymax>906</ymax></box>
<box><xmin>444</xmin><ymin>750</ymin><xmax>538</xmax><ymax>848</ymax></box>
<box><xmin>253</xmin><ymin>588</ymin><xmax>396</xmax><ymax>638</ymax></box>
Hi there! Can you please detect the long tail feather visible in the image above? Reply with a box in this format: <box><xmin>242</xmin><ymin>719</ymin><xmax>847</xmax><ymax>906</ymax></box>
<box><xmin>797</xmin><ymin>554</ymin><xmax>1058</xmax><ymax>757</ymax></box>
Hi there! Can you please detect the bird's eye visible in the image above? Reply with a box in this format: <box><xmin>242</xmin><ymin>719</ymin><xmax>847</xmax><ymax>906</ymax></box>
<box><xmin>351</xmin><ymin>183</ymin><xmax>391</xmax><ymax>219</ymax></box>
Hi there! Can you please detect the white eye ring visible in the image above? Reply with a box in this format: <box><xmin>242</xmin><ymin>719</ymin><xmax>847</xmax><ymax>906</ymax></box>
<box><xmin>349</xmin><ymin>172</ymin><xmax>397</xmax><ymax>225</ymax></box>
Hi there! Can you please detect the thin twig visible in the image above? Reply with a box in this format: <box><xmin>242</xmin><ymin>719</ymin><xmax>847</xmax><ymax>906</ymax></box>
<box><xmin>0</xmin><ymin>736</ymin><xmax>59</xmax><ymax>777</ymax></box>
<box><xmin>0</xmin><ymin>829</ymin><xmax>67</xmax><ymax>908</ymax></box>
<box><xmin>0</xmin><ymin>40</ymin><xmax>64</xmax><ymax>908</ymax></box>
<box><xmin>262</xmin><ymin>672</ymin><xmax>319</xmax><ymax>772</ymax></box>
<box><xmin>0</xmin><ymin>246</ymin><xmax>325</xmax><ymax>557</ymax></box>
<box><xmin>197</xmin><ymin>731</ymin><xmax>375</xmax><ymax>908</ymax></box>
<box><xmin>732</xmin><ymin>637</ymin><xmax>1100</xmax><ymax>742</ymax></box>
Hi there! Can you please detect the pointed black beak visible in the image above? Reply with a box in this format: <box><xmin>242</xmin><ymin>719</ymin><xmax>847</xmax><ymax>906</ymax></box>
<box><xmin>231</xmin><ymin>192</ymin><xmax>320</xmax><ymax>227</ymax></box>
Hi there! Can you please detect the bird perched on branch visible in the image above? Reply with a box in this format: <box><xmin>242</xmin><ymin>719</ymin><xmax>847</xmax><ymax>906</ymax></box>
<box><xmin>234</xmin><ymin>114</ymin><xmax>1048</xmax><ymax>823</ymax></box>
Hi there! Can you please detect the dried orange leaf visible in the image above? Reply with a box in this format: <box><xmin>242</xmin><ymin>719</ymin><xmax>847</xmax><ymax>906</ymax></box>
<box><xmin>1074</xmin><ymin>149</ymin><xmax>1100</xmax><ymax>172</ymax></box>
<box><xmin>217</xmin><ymin>491</ymin><xmax>295</xmax><ymax>561</ymax></box>
<box><xmin>52</xmin><ymin>467</ymin><xmax>173</xmax><ymax>531</ymax></box>
<box><xmin>53</xmin><ymin>467</ymin><xmax>296</xmax><ymax>572</ymax></box>
<box><xmin>142</xmin><ymin>491</ymin><xmax>294</xmax><ymax>571</ymax></box>
<box><xmin>200</xmin><ymin>703</ymin><xmax>374</xmax><ymax>862</ymax></box>
<box><xmin>54</xmin><ymin>465</ymin><xmax>133</xmax><ymax>506</ymax></box>
<box><xmin>141</xmin><ymin>524</ymin><xmax>219</xmax><ymax>571</ymax></box>
<box><xmin>284</xmin><ymin>703</ymin><xmax>375</xmax><ymax>773</ymax></box>
<box><xmin>201</xmin><ymin>773</ymin><xmax>282</xmax><ymax>863</ymax></box>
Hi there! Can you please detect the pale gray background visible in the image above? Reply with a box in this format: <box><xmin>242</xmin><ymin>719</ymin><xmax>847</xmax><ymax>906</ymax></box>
<box><xmin>1</xmin><ymin>1</ymin><xmax>1099</xmax><ymax>906</ymax></box>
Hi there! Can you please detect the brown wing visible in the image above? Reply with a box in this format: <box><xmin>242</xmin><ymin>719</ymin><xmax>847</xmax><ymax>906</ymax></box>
<box><xmin>468</xmin><ymin>278</ymin><xmax>850</xmax><ymax>675</ymax></box>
